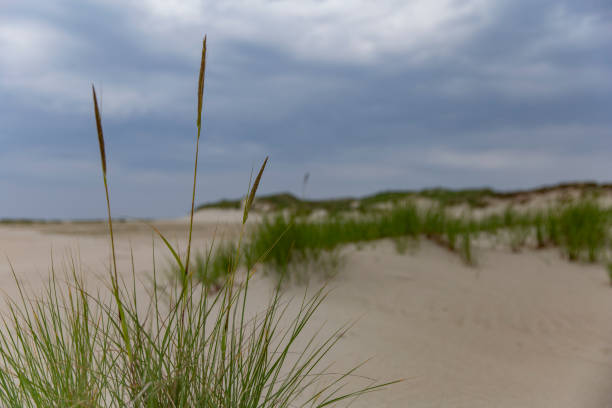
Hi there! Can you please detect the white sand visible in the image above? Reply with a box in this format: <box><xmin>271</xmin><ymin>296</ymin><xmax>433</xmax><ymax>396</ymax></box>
<box><xmin>1</xmin><ymin>211</ymin><xmax>612</xmax><ymax>407</ymax></box>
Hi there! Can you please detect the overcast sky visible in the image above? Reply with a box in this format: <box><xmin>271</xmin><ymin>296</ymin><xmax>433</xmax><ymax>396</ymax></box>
<box><xmin>1</xmin><ymin>0</ymin><xmax>611</xmax><ymax>219</ymax></box>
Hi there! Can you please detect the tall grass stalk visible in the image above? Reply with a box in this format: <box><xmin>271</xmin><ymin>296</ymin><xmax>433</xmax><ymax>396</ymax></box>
<box><xmin>185</xmin><ymin>35</ymin><xmax>207</xmax><ymax>280</ymax></box>
<box><xmin>92</xmin><ymin>84</ymin><xmax>133</xmax><ymax>367</ymax></box>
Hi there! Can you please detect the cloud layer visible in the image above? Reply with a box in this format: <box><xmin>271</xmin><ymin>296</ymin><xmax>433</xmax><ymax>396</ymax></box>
<box><xmin>1</xmin><ymin>0</ymin><xmax>611</xmax><ymax>218</ymax></box>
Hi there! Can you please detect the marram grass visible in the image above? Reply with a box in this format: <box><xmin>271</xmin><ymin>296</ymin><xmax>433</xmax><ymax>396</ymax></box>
<box><xmin>0</xmin><ymin>38</ymin><xmax>398</xmax><ymax>406</ymax></box>
<box><xmin>185</xmin><ymin>35</ymin><xmax>208</xmax><ymax>279</ymax></box>
<box><xmin>92</xmin><ymin>84</ymin><xmax>133</xmax><ymax>367</ymax></box>
<box><xmin>192</xmin><ymin>199</ymin><xmax>612</xmax><ymax>285</ymax></box>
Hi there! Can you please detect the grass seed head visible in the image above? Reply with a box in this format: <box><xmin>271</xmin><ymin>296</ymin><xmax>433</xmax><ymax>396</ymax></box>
<box><xmin>243</xmin><ymin>156</ymin><xmax>268</xmax><ymax>224</ymax></box>
<box><xmin>197</xmin><ymin>35</ymin><xmax>207</xmax><ymax>130</ymax></box>
<box><xmin>92</xmin><ymin>84</ymin><xmax>106</xmax><ymax>175</ymax></box>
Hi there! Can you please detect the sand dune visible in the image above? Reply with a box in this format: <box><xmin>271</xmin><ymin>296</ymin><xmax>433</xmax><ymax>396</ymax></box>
<box><xmin>1</xmin><ymin>213</ymin><xmax>612</xmax><ymax>407</ymax></box>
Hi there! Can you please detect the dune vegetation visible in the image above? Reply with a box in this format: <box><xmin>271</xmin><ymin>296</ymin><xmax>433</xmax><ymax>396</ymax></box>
<box><xmin>196</xmin><ymin>182</ymin><xmax>612</xmax><ymax>214</ymax></box>
<box><xmin>0</xmin><ymin>38</ymin><xmax>397</xmax><ymax>407</ymax></box>
<box><xmin>190</xmin><ymin>199</ymin><xmax>612</xmax><ymax>285</ymax></box>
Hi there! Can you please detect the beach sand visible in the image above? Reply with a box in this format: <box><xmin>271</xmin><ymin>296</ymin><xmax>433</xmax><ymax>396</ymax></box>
<box><xmin>1</xmin><ymin>209</ymin><xmax>612</xmax><ymax>407</ymax></box>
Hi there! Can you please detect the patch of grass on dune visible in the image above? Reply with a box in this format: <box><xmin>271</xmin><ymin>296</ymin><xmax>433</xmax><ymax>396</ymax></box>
<box><xmin>188</xmin><ymin>240</ymin><xmax>237</xmax><ymax>290</ymax></box>
<box><xmin>198</xmin><ymin>204</ymin><xmax>449</xmax><ymax>282</ymax></box>
<box><xmin>357</xmin><ymin>191</ymin><xmax>413</xmax><ymax>210</ymax></box>
<box><xmin>196</xmin><ymin>198</ymin><xmax>241</xmax><ymax>210</ymax></box>
<box><xmin>244</xmin><ymin>215</ymin><xmax>340</xmax><ymax>280</ymax></box>
<box><xmin>419</xmin><ymin>187</ymin><xmax>495</xmax><ymax>208</ymax></box>
<box><xmin>193</xmin><ymin>199</ymin><xmax>612</xmax><ymax>286</ymax></box>
<box><xmin>187</xmin><ymin>205</ymin><xmax>423</xmax><ymax>282</ymax></box>
<box><xmin>555</xmin><ymin>201</ymin><xmax>610</xmax><ymax>262</ymax></box>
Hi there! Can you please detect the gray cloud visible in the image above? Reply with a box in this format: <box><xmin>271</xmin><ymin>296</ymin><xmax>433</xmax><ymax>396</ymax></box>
<box><xmin>0</xmin><ymin>0</ymin><xmax>610</xmax><ymax>218</ymax></box>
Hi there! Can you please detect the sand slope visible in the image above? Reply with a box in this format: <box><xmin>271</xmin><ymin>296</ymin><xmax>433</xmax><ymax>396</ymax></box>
<box><xmin>304</xmin><ymin>241</ymin><xmax>612</xmax><ymax>407</ymax></box>
<box><xmin>1</xmin><ymin>218</ymin><xmax>612</xmax><ymax>407</ymax></box>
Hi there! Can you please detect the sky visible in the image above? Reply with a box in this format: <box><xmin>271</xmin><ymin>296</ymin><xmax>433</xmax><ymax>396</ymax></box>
<box><xmin>1</xmin><ymin>0</ymin><xmax>611</xmax><ymax>219</ymax></box>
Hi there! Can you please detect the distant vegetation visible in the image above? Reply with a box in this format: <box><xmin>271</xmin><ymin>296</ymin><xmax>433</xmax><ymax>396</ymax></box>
<box><xmin>0</xmin><ymin>217</ymin><xmax>142</xmax><ymax>224</ymax></box>
<box><xmin>196</xmin><ymin>182</ymin><xmax>612</xmax><ymax>214</ymax></box>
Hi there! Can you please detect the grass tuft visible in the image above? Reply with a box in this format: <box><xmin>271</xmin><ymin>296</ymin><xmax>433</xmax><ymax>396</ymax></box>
<box><xmin>556</xmin><ymin>201</ymin><xmax>609</xmax><ymax>262</ymax></box>
<box><xmin>0</xmin><ymin>37</ymin><xmax>398</xmax><ymax>407</ymax></box>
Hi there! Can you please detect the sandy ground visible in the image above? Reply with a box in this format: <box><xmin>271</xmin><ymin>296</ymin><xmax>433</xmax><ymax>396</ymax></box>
<box><xmin>1</xmin><ymin>210</ymin><xmax>612</xmax><ymax>407</ymax></box>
